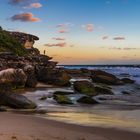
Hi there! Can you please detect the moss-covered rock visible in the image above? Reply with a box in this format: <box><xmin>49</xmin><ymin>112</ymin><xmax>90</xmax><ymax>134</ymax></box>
<box><xmin>77</xmin><ymin>96</ymin><xmax>98</xmax><ymax>104</ymax></box>
<box><xmin>73</xmin><ymin>81</ymin><xmax>96</xmax><ymax>96</ymax></box>
<box><xmin>53</xmin><ymin>95</ymin><xmax>73</xmax><ymax>104</ymax></box>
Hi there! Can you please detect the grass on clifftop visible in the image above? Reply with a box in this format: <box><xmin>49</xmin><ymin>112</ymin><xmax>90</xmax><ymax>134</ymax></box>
<box><xmin>0</xmin><ymin>28</ymin><xmax>28</xmax><ymax>56</ymax></box>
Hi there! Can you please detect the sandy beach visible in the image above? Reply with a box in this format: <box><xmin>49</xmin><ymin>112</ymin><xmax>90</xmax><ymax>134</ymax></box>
<box><xmin>0</xmin><ymin>112</ymin><xmax>139</xmax><ymax>140</ymax></box>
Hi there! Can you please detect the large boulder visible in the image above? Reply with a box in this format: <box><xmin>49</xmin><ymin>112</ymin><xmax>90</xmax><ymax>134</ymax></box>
<box><xmin>73</xmin><ymin>81</ymin><xmax>96</xmax><ymax>96</ymax></box>
<box><xmin>77</xmin><ymin>96</ymin><xmax>98</xmax><ymax>104</ymax></box>
<box><xmin>91</xmin><ymin>70</ymin><xmax>123</xmax><ymax>85</ymax></box>
<box><xmin>0</xmin><ymin>84</ymin><xmax>36</xmax><ymax>109</ymax></box>
<box><xmin>37</xmin><ymin>68</ymin><xmax>71</xmax><ymax>86</ymax></box>
<box><xmin>53</xmin><ymin>95</ymin><xmax>73</xmax><ymax>104</ymax></box>
<box><xmin>0</xmin><ymin>68</ymin><xmax>27</xmax><ymax>88</ymax></box>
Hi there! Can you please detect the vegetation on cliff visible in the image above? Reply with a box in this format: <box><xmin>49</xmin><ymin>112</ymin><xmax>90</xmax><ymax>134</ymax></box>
<box><xmin>0</xmin><ymin>27</ymin><xmax>28</xmax><ymax>56</ymax></box>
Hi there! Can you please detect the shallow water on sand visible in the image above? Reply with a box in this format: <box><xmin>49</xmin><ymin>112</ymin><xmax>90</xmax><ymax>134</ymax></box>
<box><xmin>23</xmin><ymin>86</ymin><xmax>140</xmax><ymax>133</ymax></box>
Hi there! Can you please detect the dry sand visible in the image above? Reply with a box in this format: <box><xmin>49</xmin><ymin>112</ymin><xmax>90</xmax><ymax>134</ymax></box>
<box><xmin>0</xmin><ymin>112</ymin><xmax>140</xmax><ymax>140</ymax></box>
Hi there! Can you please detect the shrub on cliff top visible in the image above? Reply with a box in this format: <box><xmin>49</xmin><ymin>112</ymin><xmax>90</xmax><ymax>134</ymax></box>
<box><xmin>0</xmin><ymin>29</ymin><xmax>28</xmax><ymax>56</ymax></box>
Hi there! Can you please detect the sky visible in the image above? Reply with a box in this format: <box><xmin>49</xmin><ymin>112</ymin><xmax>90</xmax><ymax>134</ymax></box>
<box><xmin>0</xmin><ymin>0</ymin><xmax>140</xmax><ymax>65</ymax></box>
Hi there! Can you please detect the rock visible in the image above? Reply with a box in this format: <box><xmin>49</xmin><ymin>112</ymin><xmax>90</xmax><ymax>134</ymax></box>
<box><xmin>80</xmin><ymin>68</ymin><xmax>90</xmax><ymax>73</ymax></box>
<box><xmin>24</xmin><ymin>65</ymin><xmax>37</xmax><ymax>88</ymax></box>
<box><xmin>53</xmin><ymin>91</ymin><xmax>74</xmax><ymax>95</ymax></box>
<box><xmin>121</xmin><ymin>78</ymin><xmax>135</xmax><ymax>84</ymax></box>
<box><xmin>0</xmin><ymin>84</ymin><xmax>36</xmax><ymax>109</ymax></box>
<box><xmin>97</xmin><ymin>97</ymin><xmax>108</xmax><ymax>101</ymax></box>
<box><xmin>53</xmin><ymin>95</ymin><xmax>73</xmax><ymax>104</ymax></box>
<box><xmin>95</xmin><ymin>86</ymin><xmax>114</xmax><ymax>95</ymax></box>
<box><xmin>9</xmin><ymin>31</ymin><xmax>39</xmax><ymax>49</ymax></box>
<box><xmin>65</xmin><ymin>69</ymin><xmax>90</xmax><ymax>78</ymax></box>
<box><xmin>91</xmin><ymin>70</ymin><xmax>123</xmax><ymax>85</ymax></box>
<box><xmin>0</xmin><ymin>68</ymin><xmax>27</xmax><ymax>88</ymax></box>
<box><xmin>39</xmin><ymin>95</ymin><xmax>47</xmax><ymax>100</ymax></box>
<box><xmin>77</xmin><ymin>96</ymin><xmax>98</xmax><ymax>104</ymax></box>
<box><xmin>54</xmin><ymin>70</ymin><xmax>71</xmax><ymax>86</ymax></box>
<box><xmin>122</xmin><ymin>91</ymin><xmax>131</xmax><ymax>95</ymax></box>
<box><xmin>0</xmin><ymin>106</ymin><xmax>7</xmax><ymax>112</ymax></box>
<box><xmin>37</xmin><ymin>68</ymin><xmax>71</xmax><ymax>86</ymax></box>
<box><xmin>73</xmin><ymin>81</ymin><xmax>96</xmax><ymax>96</ymax></box>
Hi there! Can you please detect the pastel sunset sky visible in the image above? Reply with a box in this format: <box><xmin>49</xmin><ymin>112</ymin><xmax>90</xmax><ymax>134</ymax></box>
<box><xmin>0</xmin><ymin>0</ymin><xmax>140</xmax><ymax>64</ymax></box>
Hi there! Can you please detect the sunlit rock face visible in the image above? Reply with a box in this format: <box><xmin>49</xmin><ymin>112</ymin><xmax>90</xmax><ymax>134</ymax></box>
<box><xmin>9</xmin><ymin>31</ymin><xmax>39</xmax><ymax>49</ymax></box>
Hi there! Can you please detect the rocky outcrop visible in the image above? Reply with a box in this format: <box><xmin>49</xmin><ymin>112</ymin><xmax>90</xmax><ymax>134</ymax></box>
<box><xmin>73</xmin><ymin>81</ymin><xmax>96</xmax><ymax>96</ymax></box>
<box><xmin>91</xmin><ymin>70</ymin><xmax>123</xmax><ymax>85</ymax></box>
<box><xmin>24</xmin><ymin>65</ymin><xmax>37</xmax><ymax>88</ymax></box>
<box><xmin>65</xmin><ymin>68</ymin><xmax>91</xmax><ymax>78</ymax></box>
<box><xmin>37</xmin><ymin>68</ymin><xmax>71</xmax><ymax>86</ymax></box>
<box><xmin>9</xmin><ymin>31</ymin><xmax>39</xmax><ymax>49</ymax></box>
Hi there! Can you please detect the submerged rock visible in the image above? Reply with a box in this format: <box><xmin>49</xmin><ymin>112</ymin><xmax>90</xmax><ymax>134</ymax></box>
<box><xmin>91</xmin><ymin>70</ymin><xmax>123</xmax><ymax>85</ymax></box>
<box><xmin>53</xmin><ymin>95</ymin><xmax>73</xmax><ymax>104</ymax></box>
<box><xmin>95</xmin><ymin>86</ymin><xmax>114</xmax><ymax>95</ymax></box>
<box><xmin>77</xmin><ymin>96</ymin><xmax>98</xmax><ymax>104</ymax></box>
<box><xmin>73</xmin><ymin>81</ymin><xmax>96</xmax><ymax>96</ymax></box>
<box><xmin>53</xmin><ymin>91</ymin><xmax>74</xmax><ymax>95</ymax></box>
<box><xmin>39</xmin><ymin>95</ymin><xmax>47</xmax><ymax>100</ymax></box>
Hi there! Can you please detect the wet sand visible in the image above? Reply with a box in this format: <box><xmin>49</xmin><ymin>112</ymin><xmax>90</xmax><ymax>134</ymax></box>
<box><xmin>0</xmin><ymin>112</ymin><xmax>140</xmax><ymax>140</ymax></box>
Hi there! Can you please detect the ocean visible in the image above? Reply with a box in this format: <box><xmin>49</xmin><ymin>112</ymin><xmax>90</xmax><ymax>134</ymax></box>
<box><xmin>24</xmin><ymin>65</ymin><xmax>140</xmax><ymax>133</ymax></box>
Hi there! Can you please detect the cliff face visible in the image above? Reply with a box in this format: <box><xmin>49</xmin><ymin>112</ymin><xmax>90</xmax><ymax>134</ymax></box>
<box><xmin>0</xmin><ymin>28</ymin><xmax>28</xmax><ymax>56</ymax></box>
<box><xmin>0</xmin><ymin>26</ymin><xmax>40</xmax><ymax>55</ymax></box>
<box><xmin>8</xmin><ymin>31</ymin><xmax>39</xmax><ymax>49</ymax></box>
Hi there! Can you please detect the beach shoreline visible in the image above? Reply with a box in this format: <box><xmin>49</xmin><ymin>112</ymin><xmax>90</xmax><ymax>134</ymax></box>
<box><xmin>0</xmin><ymin>112</ymin><xmax>140</xmax><ymax>140</ymax></box>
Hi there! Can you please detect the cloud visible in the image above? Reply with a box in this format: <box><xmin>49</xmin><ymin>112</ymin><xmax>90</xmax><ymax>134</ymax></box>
<box><xmin>56</xmin><ymin>23</ymin><xmax>74</xmax><ymax>28</ymax></box>
<box><xmin>10</xmin><ymin>12</ymin><xmax>40</xmax><ymax>22</ymax></box>
<box><xmin>9</xmin><ymin>0</ymin><xmax>42</xmax><ymax>9</ymax></box>
<box><xmin>23</xmin><ymin>2</ymin><xmax>42</xmax><ymax>9</ymax></box>
<box><xmin>82</xmin><ymin>24</ymin><xmax>94</xmax><ymax>32</ymax></box>
<box><xmin>58</xmin><ymin>29</ymin><xmax>69</xmax><ymax>33</ymax></box>
<box><xmin>56</xmin><ymin>24</ymin><xmax>66</xmax><ymax>28</ymax></box>
<box><xmin>44</xmin><ymin>42</ymin><xmax>67</xmax><ymax>47</ymax></box>
<box><xmin>109</xmin><ymin>47</ymin><xmax>139</xmax><ymax>50</ymax></box>
<box><xmin>52</xmin><ymin>37</ymin><xmax>66</xmax><ymax>41</ymax></box>
<box><xmin>9</xmin><ymin>0</ymin><xmax>31</xmax><ymax>5</ymax></box>
<box><xmin>113</xmin><ymin>37</ymin><xmax>125</xmax><ymax>40</ymax></box>
<box><xmin>102</xmin><ymin>36</ymin><xmax>109</xmax><ymax>40</ymax></box>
